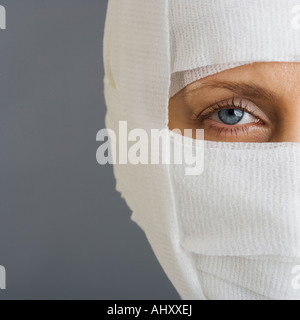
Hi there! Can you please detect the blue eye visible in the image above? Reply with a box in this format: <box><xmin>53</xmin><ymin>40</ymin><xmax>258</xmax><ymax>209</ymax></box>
<box><xmin>206</xmin><ymin>98</ymin><xmax>262</xmax><ymax>126</ymax></box>
<box><xmin>218</xmin><ymin>109</ymin><xmax>244</xmax><ymax>125</ymax></box>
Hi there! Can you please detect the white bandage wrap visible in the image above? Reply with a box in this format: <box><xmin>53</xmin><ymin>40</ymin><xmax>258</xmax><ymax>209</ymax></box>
<box><xmin>103</xmin><ymin>0</ymin><xmax>300</xmax><ymax>299</ymax></box>
<box><xmin>169</xmin><ymin>133</ymin><xmax>300</xmax><ymax>299</ymax></box>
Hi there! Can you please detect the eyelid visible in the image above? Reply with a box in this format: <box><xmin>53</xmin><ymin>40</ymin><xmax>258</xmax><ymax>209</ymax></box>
<box><xmin>195</xmin><ymin>97</ymin><xmax>269</xmax><ymax>125</ymax></box>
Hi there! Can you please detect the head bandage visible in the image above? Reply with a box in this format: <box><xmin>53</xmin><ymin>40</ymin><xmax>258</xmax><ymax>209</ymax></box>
<box><xmin>103</xmin><ymin>0</ymin><xmax>300</xmax><ymax>299</ymax></box>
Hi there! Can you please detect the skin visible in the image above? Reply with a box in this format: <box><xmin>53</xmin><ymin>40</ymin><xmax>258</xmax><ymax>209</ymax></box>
<box><xmin>168</xmin><ymin>62</ymin><xmax>300</xmax><ymax>142</ymax></box>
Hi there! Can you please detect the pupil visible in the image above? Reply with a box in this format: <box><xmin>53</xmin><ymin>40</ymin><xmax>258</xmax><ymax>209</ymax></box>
<box><xmin>218</xmin><ymin>109</ymin><xmax>244</xmax><ymax>125</ymax></box>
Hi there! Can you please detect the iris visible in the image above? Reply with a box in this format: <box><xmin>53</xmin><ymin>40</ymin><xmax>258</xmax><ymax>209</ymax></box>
<box><xmin>218</xmin><ymin>109</ymin><xmax>244</xmax><ymax>125</ymax></box>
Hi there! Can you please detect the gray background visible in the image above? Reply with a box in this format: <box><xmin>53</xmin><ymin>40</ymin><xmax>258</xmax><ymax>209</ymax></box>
<box><xmin>0</xmin><ymin>0</ymin><xmax>179</xmax><ymax>299</ymax></box>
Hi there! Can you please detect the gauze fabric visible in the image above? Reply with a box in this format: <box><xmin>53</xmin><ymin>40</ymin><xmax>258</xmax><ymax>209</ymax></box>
<box><xmin>169</xmin><ymin>0</ymin><xmax>300</xmax><ymax>97</ymax></box>
<box><xmin>169</xmin><ymin>131</ymin><xmax>300</xmax><ymax>300</ymax></box>
<box><xmin>103</xmin><ymin>0</ymin><xmax>300</xmax><ymax>300</ymax></box>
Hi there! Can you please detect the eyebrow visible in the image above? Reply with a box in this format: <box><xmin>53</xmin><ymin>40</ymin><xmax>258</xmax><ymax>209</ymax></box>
<box><xmin>183</xmin><ymin>80</ymin><xmax>278</xmax><ymax>102</ymax></box>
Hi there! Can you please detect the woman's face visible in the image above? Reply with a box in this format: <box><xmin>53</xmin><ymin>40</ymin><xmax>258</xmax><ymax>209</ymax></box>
<box><xmin>168</xmin><ymin>62</ymin><xmax>300</xmax><ymax>142</ymax></box>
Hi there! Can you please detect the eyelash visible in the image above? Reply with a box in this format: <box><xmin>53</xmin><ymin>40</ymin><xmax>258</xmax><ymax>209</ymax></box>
<box><xmin>207</xmin><ymin>123</ymin><xmax>251</xmax><ymax>137</ymax></box>
<box><xmin>192</xmin><ymin>97</ymin><xmax>263</xmax><ymax>137</ymax></box>
<box><xmin>194</xmin><ymin>97</ymin><xmax>251</xmax><ymax>121</ymax></box>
